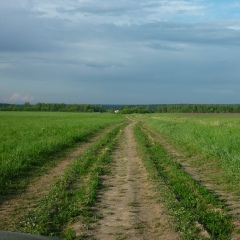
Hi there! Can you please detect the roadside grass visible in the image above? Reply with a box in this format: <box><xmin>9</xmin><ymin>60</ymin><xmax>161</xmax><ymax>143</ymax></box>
<box><xmin>141</xmin><ymin>114</ymin><xmax>240</xmax><ymax>194</ymax></box>
<box><xmin>134</xmin><ymin>122</ymin><xmax>233</xmax><ymax>239</ymax></box>
<box><xmin>16</xmin><ymin>124</ymin><xmax>125</xmax><ymax>239</ymax></box>
<box><xmin>0</xmin><ymin>112</ymin><xmax>126</xmax><ymax>196</ymax></box>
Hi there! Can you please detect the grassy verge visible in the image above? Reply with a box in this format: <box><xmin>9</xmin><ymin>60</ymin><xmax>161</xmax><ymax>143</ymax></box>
<box><xmin>16</xmin><ymin>124</ymin><xmax>125</xmax><ymax>239</ymax></box>
<box><xmin>134</xmin><ymin>122</ymin><xmax>233</xmax><ymax>240</ymax></box>
<box><xmin>141</xmin><ymin>114</ymin><xmax>240</xmax><ymax>194</ymax></box>
<box><xmin>0</xmin><ymin>112</ymin><xmax>126</xmax><ymax>196</ymax></box>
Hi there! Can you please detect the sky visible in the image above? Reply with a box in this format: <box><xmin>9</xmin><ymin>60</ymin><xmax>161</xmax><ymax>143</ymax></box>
<box><xmin>1</xmin><ymin>0</ymin><xmax>240</xmax><ymax>105</ymax></box>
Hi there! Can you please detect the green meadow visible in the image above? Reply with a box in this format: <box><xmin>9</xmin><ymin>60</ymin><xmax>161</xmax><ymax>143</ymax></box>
<box><xmin>0</xmin><ymin>112</ymin><xmax>125</xmax><ymax>194</ymax></box>
<box><xmin>138</xmin><ymin>113</ymin><xmax>240</xmax><ymax>194</ymax></box>
<box><xmin>1</xmin><ymin>112</ymin><xmax>240</xmax><ymax>239</ymax></box>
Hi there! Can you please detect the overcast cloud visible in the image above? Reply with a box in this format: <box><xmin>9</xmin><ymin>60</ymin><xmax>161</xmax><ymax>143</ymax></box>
<box><xmin>1</xmin><ymin>0</ymin><xmax>240</xmax><ymax>104</ymax></box>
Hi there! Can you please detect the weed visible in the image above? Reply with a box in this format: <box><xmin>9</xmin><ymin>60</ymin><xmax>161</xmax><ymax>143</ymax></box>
<box><xmin>128</xmin><ymin>201</ymin><xmax>139</xmax><ymax>207</ymax></box>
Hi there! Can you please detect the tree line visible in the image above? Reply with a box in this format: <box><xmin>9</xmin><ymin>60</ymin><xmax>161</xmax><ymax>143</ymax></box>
<box><xmin>1</xmin><ymin>103</ymin><xmax>240</xmax><ymax>113</ymax></box>
<box><xmin>119</xmin><ymin>104</ymin><xmax>240</xmax><ymax>114</ymax></box>
<box><xmin>0</xmin><ymin>102</ymin><xmax>105</xmax><ymax>113</ymax></box>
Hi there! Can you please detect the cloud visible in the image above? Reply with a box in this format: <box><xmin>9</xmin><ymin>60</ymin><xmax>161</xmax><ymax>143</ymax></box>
<box><xmin>7</xmin><ymin>93</ymin><xmax>34</xmax><ymax>103</ymax></box>
<box><xmin>143</xmin><ymin>0</ymin><xmax>205</xmax><ymax>18</ymax></box>
<box><xmin>0</xmin><ymin>1</ymin><xmax>237</xmax><ymax>56</ymax></box>
<box><xmin>57</xmin><ymin>3</ymin><xmax>131</xmax><ymax>15</ymax></box>
<box><xmin>228</xmin><ymin>25</ymin><xmax>240</xmax><ymax>31</ymax></box>
<box><xmin>15</xmin><ymin>0</ymin><xmax>207</xmax><ymax>26</ymax></box>
<box><xmin>0</xmin><ymin>4</ymin><xmax>61</xmax><ymax>52</ymax></box>
<box><xmin>1</xmin><ymin>0</ymin><xmax>240</xmax><ymax>105</ymax></box>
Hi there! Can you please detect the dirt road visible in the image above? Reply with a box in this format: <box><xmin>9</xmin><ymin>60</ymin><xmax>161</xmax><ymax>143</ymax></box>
<box><xmin>72</xmin><ymin>122</ymin><xmax>179</xmax><ymax>239</ymax></box>
<box><xmin>0</xmin><ymin>122</ymin><xmax>179</xmax><ymax>239</ymax></box>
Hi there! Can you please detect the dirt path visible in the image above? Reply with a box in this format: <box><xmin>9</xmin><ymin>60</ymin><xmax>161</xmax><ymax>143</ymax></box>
<box><xmin>0</xmin><ymin>127</ymin><xmax>116</xmax><ymax>231</ymax></box>
<box><xmin>72</xmin><ymin>122</ymin><xmax>179</xmax><ymax>239</ymax></box>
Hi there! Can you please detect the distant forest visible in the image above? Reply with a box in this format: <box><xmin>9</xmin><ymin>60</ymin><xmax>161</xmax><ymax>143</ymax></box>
<box><xmin>1</xmin><ymin>102</ymin><xmax>240</xmax><ymax>113</ymax></box>
<box><xmin>0</xmin><ymin>103</ymin><xmax>105</xmax><ymax>113</ymax></box>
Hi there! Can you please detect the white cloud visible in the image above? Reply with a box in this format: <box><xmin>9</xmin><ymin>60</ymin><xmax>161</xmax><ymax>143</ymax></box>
<box><xmin>143</xmin><ymin>0</ymin><xmax>205</xmax><ymax>15</ymax></box>
<box><xmin>7</xmin><ymin>92</ymin><xmax>34</xmax><ymax>103</ymax></box>
<box><xmin>22</xmin><ymin>0</ymin><xmax>206</xmax><ymax>26</ymax></box>
<box><xmin>228</xmin><ymin>25</ymin><xmax>240</xmax><ymax>31</ymax></box>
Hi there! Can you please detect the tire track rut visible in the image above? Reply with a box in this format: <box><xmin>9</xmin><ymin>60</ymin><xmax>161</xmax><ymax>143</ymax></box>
<box><xmin>0</xmin><ymin>127</ymin><xmax>116</xmax><ymax>231</ymax></box>
<box><xmin>144</xmin><ymin>123</ymin><xmax>240</xmax><ymax>240</ymax></box>
<box><xmin>73</xmin><ymin>122</ymin><xmax>179</xmax><ymax>239</ymax></box>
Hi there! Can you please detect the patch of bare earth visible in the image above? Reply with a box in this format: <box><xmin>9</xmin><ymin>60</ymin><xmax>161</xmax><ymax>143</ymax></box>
<box><xmin>72</xmin><ymin>122</ymin><xmax>179</xmax><ymax>240</ymax></box>
<box><xmin>0</xmin><ymin>127</ymin><xmax>115</xmax><ymax>231</ymax></box>
<box><xmin>144</xmin><ymin>124</ymin><xmax>240</xmax><ymax>240</ymax></box>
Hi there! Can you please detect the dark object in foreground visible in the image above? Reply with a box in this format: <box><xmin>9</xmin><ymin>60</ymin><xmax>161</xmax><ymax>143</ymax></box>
<box><xmin>0</xmin><ymin>232</ymin><xmax>61</xmax><ymax>240</ymax></box>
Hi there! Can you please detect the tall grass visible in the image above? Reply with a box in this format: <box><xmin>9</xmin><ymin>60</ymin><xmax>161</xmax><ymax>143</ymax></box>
<box><xmin>0</xmin><ymin>112</ymin><xmax>126</xmax><ymax>194</ymax></box>
<box><xmin>141</xmin><ymin>114</ymin><xmax>240</xmax><ymax>193</ymax></box>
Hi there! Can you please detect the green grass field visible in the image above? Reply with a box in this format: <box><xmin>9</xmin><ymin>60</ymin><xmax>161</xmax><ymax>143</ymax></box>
<box><xmin>1</xmin><ymin>112</ymin><xmax>240</xmax><ymax>239</ymax></box>
<box><xmin>0</xmin><ymin>112</ymin><xmax>126</xmax><ymax>195</ymax></box>
<box><xmin>136</xmin><ymin>114</ymin><xmax>240</xmax><ymax>194</ymax></box>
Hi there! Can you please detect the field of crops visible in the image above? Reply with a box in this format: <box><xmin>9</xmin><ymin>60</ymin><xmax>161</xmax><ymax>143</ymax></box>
<box><xmin>0</xmin><ymin>112</ymin><xmax>126</xmax><ymax>195</ymax></box>
<box><xmin>1</xmin><ymin>112</ymin><xmax>240</xmax><ymax>239</ymax></box>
